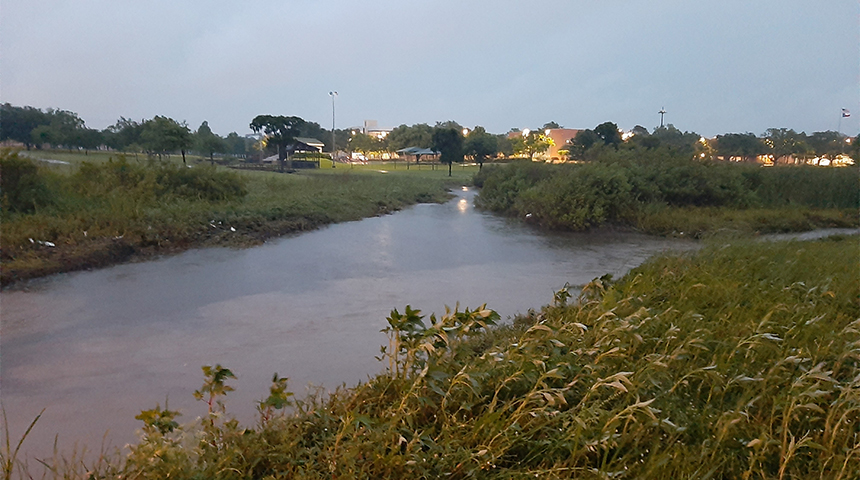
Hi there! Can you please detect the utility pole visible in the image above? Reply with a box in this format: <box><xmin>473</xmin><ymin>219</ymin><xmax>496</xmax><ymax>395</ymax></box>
<box><xmin>329</xmin><ymin>91</ymin><xmax>338</xmax><ymax>168</ymax></box>
<box><xmin>658</xmin><ymin>107</ymin><xmax>666</xmax><ymax>128</ymax></box>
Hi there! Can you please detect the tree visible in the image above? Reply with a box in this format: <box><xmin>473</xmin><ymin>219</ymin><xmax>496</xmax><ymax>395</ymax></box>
<box><xmin>224</xmin><ymin>132</ymin><xmax>250</xmax><ymax>158</ymax></box>
<box><xmin>763</xmin><ymin>128</ymin><xmax>809</xmax><ymax>163</ymax></box>
<box><xmin>650</xmin><ymin>124</ymin><xmax>700</xmax><ymax>153</ymax></box>
<box><xmin>140</xmin><ymin>116</ymin><xmax>193</xmax><ymax>163</ymax></box>
<box><xmin>464</xmin><ymin>126</ymin><xmax>498</xmax><ymax>170</ymax></box>
<box><xmin>104</xmin><ymin>117</ymin><xmax>145</xmax><ymax>152</ymax></box>
<box><xmin>524</xmin><ymin>131</ymin><xmax>553</xmax><ymax>160</ymax></box>
<box><xmin>542</xmin><ymin>121</ymin><xmax>562</xmax><ymax>129</ymax></box>
<box><xmin>76</xmin><ymin>128</ymin><xmax>104</xmax><ymax>155</ymax></box>
<box><xmin>387</xmin><ymin>123</ymin><xmax>434</xmax><ymax>151</ymax></box>
<box><xmin>249</xmin><ymin>115</ymin><xmax>305</xmax><ymax>172</ymax></box>
<box><xmin>431</xmin><ymin>127</ymin><xmax>464</xmax><ymax>176</ymax></box>
<box><xmin>568</xmin><ymin>129</ymin><xmax>600</xmax><ymax>159</ymax></box>
<box><xmin>195</xmin><ymin>121</ymin><xmax>227</xmax><ymax>165</ymax></box>
<box><xmin>348</xmin><ymin>133</ymin><xmax>376</xmax><ymax>157</ymax></box>
<box><xmin>593</xmin><ymin>122</ymin><xmax>622</xmax><ymax>147</ymax></box>
<box><xmin>714</xmin><ymin>133</ymin><xmax>765</xmax><ymax>162</ymax></box>
<box><xmin>0</xmin><ymin>104</ymin><xmax>51</xmax><ymax>149</ymax></box>
<box><xmin>806</xmin><ymin>131</ymin><xmax>843</xmax><ymax>160</ymax></box>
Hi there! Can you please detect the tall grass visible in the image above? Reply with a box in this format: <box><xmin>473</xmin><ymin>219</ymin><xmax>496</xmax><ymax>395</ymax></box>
<box><xmin>27</xmin><ymin>235</ymin><xmax>858</xmax><ymax>479</ymax></box>
<box><xmin>474</xmin><ymin>159</ymin><xmax>859</xmax><ymax>235</ymax></box>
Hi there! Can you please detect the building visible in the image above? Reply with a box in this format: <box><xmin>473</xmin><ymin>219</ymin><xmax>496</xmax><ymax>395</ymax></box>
<box><xmin>544</xmin><ymin>129</ymin><xmax>580</xmax><ymax>161</ymax></box>
<box><xmin>362</xmin><ymin>120</ymin><xmax>392</xmax><ymax>140</ymax></box>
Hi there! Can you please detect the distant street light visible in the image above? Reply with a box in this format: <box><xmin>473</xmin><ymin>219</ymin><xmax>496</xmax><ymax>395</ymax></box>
<box><xmin>329</xmin><ymin>91</ymin><xmax>338</xmax><ymax>168</ymax></box>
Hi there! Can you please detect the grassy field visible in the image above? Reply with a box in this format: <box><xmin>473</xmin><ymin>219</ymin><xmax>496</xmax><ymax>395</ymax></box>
<box><xmin>1</xmin><ymin>150</ymin><xmax>474</xmax><ymax>286</ymax></box>
<box><xmin>13</xmin><ymin>234</ymin><xmax>857</xmax><ymax>479</ymax></box>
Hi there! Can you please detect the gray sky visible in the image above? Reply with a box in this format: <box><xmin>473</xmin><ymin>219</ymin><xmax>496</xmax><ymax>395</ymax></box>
<box><xmin>2</xmin><ymin>0</ymin><xmax>857</xmax><ymax>137</ymax></box>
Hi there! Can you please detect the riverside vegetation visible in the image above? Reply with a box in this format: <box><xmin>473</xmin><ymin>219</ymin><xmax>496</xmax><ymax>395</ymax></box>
<box><xmin>4</xmin><ymin>235</ymin><xmax>857</xmax><ymax>479</ymax></box>
<box><xmin>474</xmin><ymin>149</ymin><xmax>858</xmax><ymax>236</ymax></box>
<box><xmin>0</xmin><ymin>150</ymin><xmax>459</xmax><ymax>286</ymax></box>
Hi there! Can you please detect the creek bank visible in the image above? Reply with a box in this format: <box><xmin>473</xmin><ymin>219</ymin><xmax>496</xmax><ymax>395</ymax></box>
<box><xmin>0</xmin><ymin>201</ymin><xmax>420</xmax><ymax>289</ymax></box>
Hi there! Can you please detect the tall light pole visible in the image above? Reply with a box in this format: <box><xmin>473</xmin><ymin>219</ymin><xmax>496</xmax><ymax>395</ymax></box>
<box><xmin>329</xmin><ymin>91</ymin><xmax>338</xmax><ymax>168</ymax></box>
<box><xmin>658</xmin><ymin>107</ymin><xmax>666</xmax><ymax>128</ymax></box>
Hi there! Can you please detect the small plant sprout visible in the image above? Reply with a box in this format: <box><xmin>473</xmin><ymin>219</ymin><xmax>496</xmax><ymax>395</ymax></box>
<box><xmin>257</xmin><ymin>373</ymin><xmax>294</xmax><ymax>424</ymax></box>
<box><xmin>134</xmin><ymin>401</ymin><xmax>180</xmax><ymax>436</ymax></box>
<box><xmin>193</xmin><ymin>364</ymin><xmax>235</xmax><ymax>421</ymax></box>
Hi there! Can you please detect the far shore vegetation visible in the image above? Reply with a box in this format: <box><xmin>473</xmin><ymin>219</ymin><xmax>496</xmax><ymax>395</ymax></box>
<box><xmin>474</xmin><ymin>150</ymin><xmax>858</xmax><ymax>237</ymax></box>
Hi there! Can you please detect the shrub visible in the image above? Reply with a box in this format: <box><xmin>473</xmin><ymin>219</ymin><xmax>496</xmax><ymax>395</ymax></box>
<box><xmin>0</xmin><ymin>150</ymin><xmax>55</xmax><ymax>213</ymax></box>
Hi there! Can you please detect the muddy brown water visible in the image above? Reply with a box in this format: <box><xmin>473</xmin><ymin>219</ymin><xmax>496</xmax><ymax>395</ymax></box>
<box><xmin>2</xmin><ymin>187</ymin><xmax>698</xmax><ymax>462</ymax></box>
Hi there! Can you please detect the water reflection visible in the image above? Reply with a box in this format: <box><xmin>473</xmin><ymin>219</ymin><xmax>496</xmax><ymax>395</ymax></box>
<box><xmin>1</xmin><ymin>188</ymin><xmax>696</xmax><ymax>460</ymax></box>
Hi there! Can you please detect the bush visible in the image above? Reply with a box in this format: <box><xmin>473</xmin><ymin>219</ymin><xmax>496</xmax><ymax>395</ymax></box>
<box><xmin>475</xmin><ymin>158</ymin><xmax>859</xmax><ymax>232</ymax></box>
<box><xmin>0</xmin><ymin>150</ymin><xmax>55</xmax><ymax>213</ymax></box>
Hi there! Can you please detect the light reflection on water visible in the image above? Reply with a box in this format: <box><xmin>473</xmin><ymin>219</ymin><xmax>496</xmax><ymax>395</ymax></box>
<box><xmin>1</xmin><ymin>187</ymin><xmax>697</xmax><ymax>460</ymax></box>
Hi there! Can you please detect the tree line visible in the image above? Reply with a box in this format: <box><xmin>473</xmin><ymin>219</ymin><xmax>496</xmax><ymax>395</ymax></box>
<box><xmin>567</xmin><ymin>121</ymin><xmax>857</xmax><ymax>164</ymax></box>
<box><xmin>2</xmin><ymin>103</ymin><xmax>855</xmax><ymax>169</ymax></box>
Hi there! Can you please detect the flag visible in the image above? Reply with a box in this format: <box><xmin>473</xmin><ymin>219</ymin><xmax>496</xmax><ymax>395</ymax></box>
<box><xmin>842</xmin><ymin>108</ymin><xmax>851</xmax><ymax>118</ymax></box>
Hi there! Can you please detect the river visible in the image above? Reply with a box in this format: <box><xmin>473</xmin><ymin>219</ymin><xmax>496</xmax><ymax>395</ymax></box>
<box><xmin>1</xmin><ymin>187</ymin><xmax>696</xmax><ymax>461</ymax></box>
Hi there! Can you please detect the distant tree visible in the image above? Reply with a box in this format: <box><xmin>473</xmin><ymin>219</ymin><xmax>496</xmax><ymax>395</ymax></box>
<box><xmin>431</xmin><ymin>127</ymin><xmax>464</xmax><ymax>176</ymax></box>
<box><xmin>849</xmin><ymin>135</ymin><xmax>859</xmax><ymax>163</ymax></box>
<box><xmin>76</xmin><ymin>128</ymin><xmax>104</xmax><ymax>155</ymax></box>
<box><xmin>388</xmin><ymin>123</ymin><xmax>434</xmax><ymax>151</ymax></box>
<box><xmin>568</xmin><ymin>129</ymin><xmax>600</xmax><ymax>159</ymax></box>
<box><xmin>593</xmin><ymin>122</ymin><xmax>622</xmax><ymax>147</ymax></box>
<box><xmin>650</xmin><ymin>124</ymin><xmax>699</xmax><ymax>153</ymax></box>
<box><xmin>523</xmin><ymin>131</ymin><xmax>553</xmax><ymax>160</ymax></box>
<box><xmin>224</xmin><ymin>132</ymin><xmax>249</xmax><ymax>158</ymax></box>
<box><xmin>195</xmin><ymin>121</ymin><xmax>227</xmax><ymax>165</ymax></box>
<box><xmin>435</xmin><ymin>120</ymin><xmax>464</xmax><ymax>131</ymax></box>
<box><xmin>249</xmin><ymin>115</ymin><xmax>305</xmax><ymax>172</ymax></box>
<box><xmin>763</xmin><ymin>128</ymin><xmax>809</xmax><ymax>162</ymax></box>
<box><xmin>0</xmin><ymin>104</ymin><xmax>51</xmax><ymax>149</ymax></box>
<box><xmin>141</xmin><ymin>116</ymin><xmax>193</xmax><ymax>163</ymax></box>
<box><xmin>464</xmin><ymin>126</ymin><xmax>498</xmax><ymax>170</ymax></box>
<box><xmin>348</xmin><ymin>133</ymin><xmax>386</xmax><ymax>158</ymax></box>
<box><xmin>30</xmin><ymin>124</ymin><xmax>61</xmax><ymax>148</ymax></box>
<box><xmin>806</xmin><ymin>131</ymin><xmax>843</xmax><ymax>160</ymax></box>
<box><xmin>496</xmin><ymin>134</ymin><xmax>514</xmax><ymax>157</ymax></box>
<box><xmin>542</xmin><ymin>121</ymin><xmax>561</xmax><ymax>129</ymax></box>
<box><xmin>714</xmin><ymin>133</ymin><xmax>766</xmax><ymax>162</ymax></box>
<box><xmin>28</xmin><ymin>109</ymin><xmax>86</xmax><ymax>150</ymax></box>
<box><xmin>104</xmin><ymin>117</ymin><xmax>145</xmax><ymax>152</ymax></box>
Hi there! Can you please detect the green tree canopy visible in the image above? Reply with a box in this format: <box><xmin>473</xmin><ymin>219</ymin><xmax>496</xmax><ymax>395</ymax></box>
<box><xmin>249</xmin><ymin>115</ymin><xmax>305</xmax><ymax>172</ymax></box>
<box><xmin>431</xmin><ymin>127</ymin><xmax>464</xmax><ymax>176</ymax></box>
<box><xmin>140</xmin><ymin>116</ymin><xmax>193</xmax><ymax>163</ymax></box>
<box><xmin>714</xmin><ymin>133</ymin><xmax>766</xmax><ymax>162</ymax></box>
<box><xmin>195</xmin><ymin>121</ymin><xmax>227</xmax><ymax>165</ymax></box>
<box><xmin>594</xmin><ymin>121</ymin><xmax>622</xmax><ymax>147</ymax></box>
<box><xmin>464</xmin><ymin>126</ymin><xmax>498</xmax><ymax>170</ymax></box>
<box><xmin>0</xmin><ymin>104</ymin><xmax>51</xmax><ymax>149</ymax></box>
<box><xmin>388</xmin><ymin>123</ymin><xmax>434</xmax><ymax>151</ymax></box>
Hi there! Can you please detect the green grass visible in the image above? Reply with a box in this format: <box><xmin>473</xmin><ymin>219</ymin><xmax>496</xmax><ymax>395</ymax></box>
<box><xmin>0</xmin><ymin>150</ymin><xmax>465</xmax><ymax>286</ymax></box>
<box><xmin>18</xmin><ymin>235</ymin><xmax>857</xmax><ymax>479</ymax></box>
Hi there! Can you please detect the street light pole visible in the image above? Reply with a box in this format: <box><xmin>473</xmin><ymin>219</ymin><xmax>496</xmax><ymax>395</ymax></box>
<box><xmin>329</xmin><ymin>91</ymin><xmax>338</xmax><ymax>168</ymax></box>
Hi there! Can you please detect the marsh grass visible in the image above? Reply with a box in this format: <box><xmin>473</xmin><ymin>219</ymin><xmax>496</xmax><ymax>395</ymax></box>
<box><xmin>25</xmin><ymin>235</ymin><xmax>858</xmax><ymax>479</ymax></box>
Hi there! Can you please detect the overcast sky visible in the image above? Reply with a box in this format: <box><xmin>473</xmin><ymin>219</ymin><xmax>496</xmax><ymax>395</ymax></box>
<box><xmin>2</xmin><ymin>0</ymin><xmax>857</xmax><ymax>137</ymax></box>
